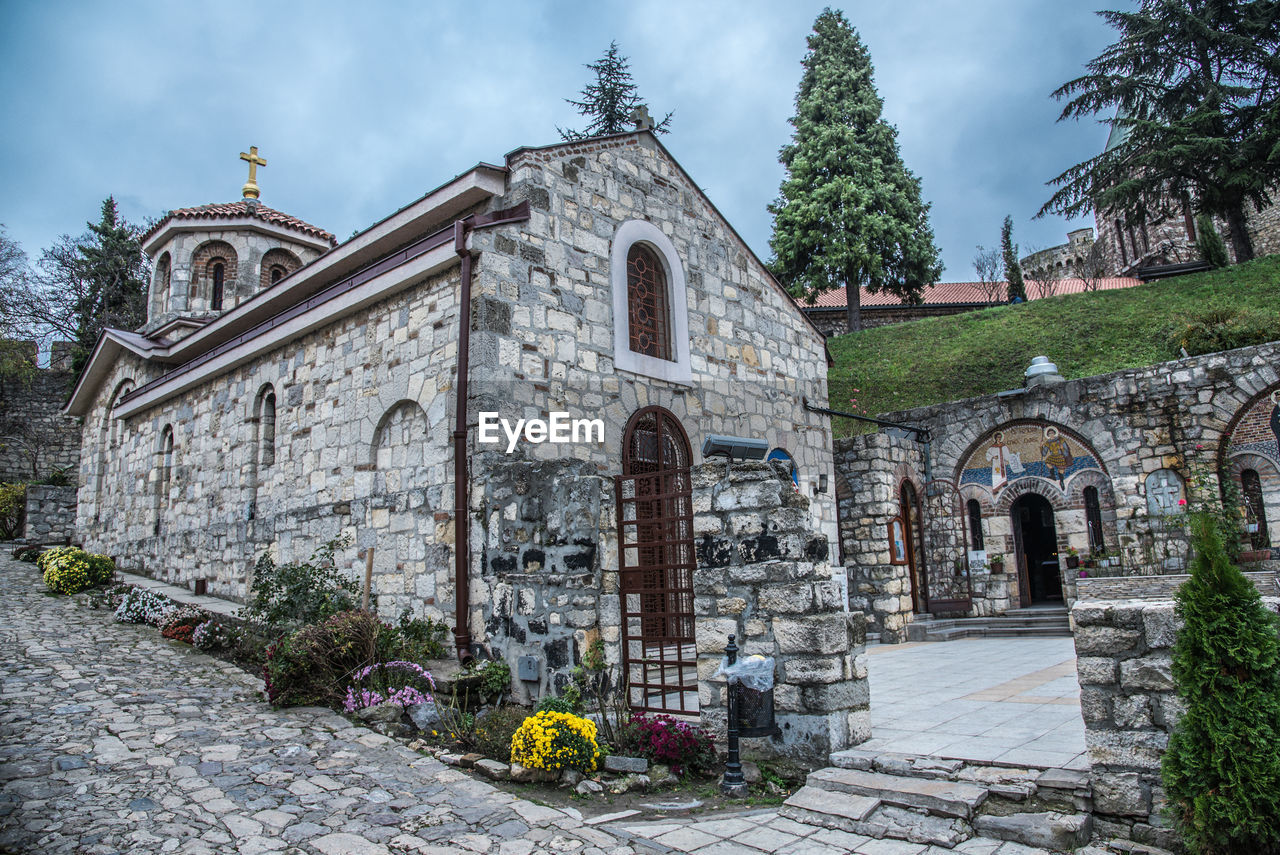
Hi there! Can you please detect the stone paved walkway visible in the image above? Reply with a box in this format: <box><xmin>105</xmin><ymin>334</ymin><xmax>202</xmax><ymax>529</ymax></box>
<box><xmin>863</xmin><ymin>639</ymin><xmax>1088</xmax><ymax>770</ymax></box>
<box><xmin>0</xmin><ymin>557</ymin><xmax>1052</xmax><ymax>854</ymax></box>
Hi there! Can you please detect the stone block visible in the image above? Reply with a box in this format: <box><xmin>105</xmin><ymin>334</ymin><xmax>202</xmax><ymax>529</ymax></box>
<box><xmin>974</xmin><ymin>812</ymin><xmax>1092</xmax><ymax>851</ymax></box>
<box><xmin>1141</xmin><ymin>604</ymin><xmax>1179</xmax><ymax>648</ymax></box>
<box><xmin>1076</xmin><ymin>656</ymin><xmax>1118</xmax><ymax>685</ymax></box>
<box><xmin>802</xmin><ymin>680</ymin><xmax>866</xmax><ymax>713</ymax></box>
<box><xmin>1080</xmin><ymin>686</ymin><xmax>1111</xmax><ymax>723</ymax></box>
<box><xmin>1119</xmin><ymin>656</ymin><xmax>1174</xmax><ymax>691</ymax></box>
<box><xmin>1075</xmin><ymin>626</ymin><xmax>1143</xmax><ymax>656</ymax></box>
<box><xmin>757</xmin><ymin>583</ymin><xmax>814</xmax><ymax>614</ymax></box>
<box><xmin>1114</xmin><ymin>695</ymin><xmax>1153</xmax><ymax>728</ymax></box>
<box><xmin>1092</xmin><ymin>771</ymin><xmax>1151</xmax><ymax>817</ymax></box>
<box><xmin>603</xmin><ymin>755</ymin><xmax>648</xmax><ymax>774</ymax></box>
<box><xmin>783</xmin><ymin>657</ymin><xmax>844</xmax><ymax>685</ymax></box>
<box><xmin>773</xmin><ymin>615</ymin><xmax>848</xmax><ymax>655</ymax></box>
<box><xmin>695</xmin><ymin>618</ymin><xmax>737</xmax><ymax>654</ymax></box>
<box><xmin>1085</xmin><ymin>730</ymin><xmax>1169</xmax><ymax>771</ymax></box>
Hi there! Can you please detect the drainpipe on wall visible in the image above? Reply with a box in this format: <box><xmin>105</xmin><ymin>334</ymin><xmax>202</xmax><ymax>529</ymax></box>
<box><xmin>450</xmin><ymin>201</ymin><xmax>530</xmax><ymax>662</ymax></box>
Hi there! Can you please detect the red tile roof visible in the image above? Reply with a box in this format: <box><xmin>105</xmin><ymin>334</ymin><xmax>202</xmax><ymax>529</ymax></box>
<box><xmin>804</xmin><ymin>277</ymin><xmax>1143</xmax><ymax>308</ymax></box>
<box><xmin>144</xmin><ymin>201</ymin><xmax>337</xmax><ymax>245</ymax></box>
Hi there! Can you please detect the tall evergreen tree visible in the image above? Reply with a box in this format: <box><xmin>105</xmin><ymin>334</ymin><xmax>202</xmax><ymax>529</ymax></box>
<box><xmin>1001</xmin><ymin>216</ymin><xmax>1027</xmax><ymax>302</ymax></box>
<box><xmin>1039</xmin><ymin>1</ymin><xmax>1280</xmax><ymax>264</ymax></box>
<box><xmin>74</xmin><ymin>198</ymin><xmax>148</xmax><ymax>365</ymax></box>
<box><xmin>769</xmin><ymin>9</ymin><xmax>942</xmax><ymax>332</ymax></box>
<box><xmin>1162</xmin><ymin>511</ymin><xmax>1280</xmax><ymax>854</ymax></box>
<box><xmin>559</xmin><ymin>42</ymin><xmax>672</xmax><ymax>140</ymax></box>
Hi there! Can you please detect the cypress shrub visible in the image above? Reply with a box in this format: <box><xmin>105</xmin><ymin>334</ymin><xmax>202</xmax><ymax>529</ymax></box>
<box><xmin>1161</xmin><ymin>512</ymin><xmax>1280</xmax><ymax>853</ymax></box>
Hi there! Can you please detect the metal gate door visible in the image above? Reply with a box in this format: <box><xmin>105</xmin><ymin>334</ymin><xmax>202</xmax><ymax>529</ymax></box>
<box><xmin>615</xmin><ymin>407</ymin><xmax>697</xmax><ymax>715</ymax></box>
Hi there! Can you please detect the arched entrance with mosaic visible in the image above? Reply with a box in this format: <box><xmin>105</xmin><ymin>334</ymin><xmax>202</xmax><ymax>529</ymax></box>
<box><xmin>1223</xmin><ymin>385</ymin><xmax>1280</xmax><ymax>559</ymax></box>
<box><xmin>957</xmin><ymin>421</ymin><xmax>1117</xmax><ymax>610</ymax></box>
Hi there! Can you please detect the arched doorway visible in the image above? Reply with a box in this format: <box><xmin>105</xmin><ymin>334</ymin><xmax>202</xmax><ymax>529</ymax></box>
<box><xmin>900</xmin><ymin>482</ymin><xmax>928</xmax><ymax>614</ymax></box>
<box><xmin>617</xmin><ymin>407</ymin><xmax>697</xmax><ymax>714</ymax></box>
<box><xmin>1011</xmin><ymin>493</ymin><xmax>1063</xmax><ymax>606</ymax></box>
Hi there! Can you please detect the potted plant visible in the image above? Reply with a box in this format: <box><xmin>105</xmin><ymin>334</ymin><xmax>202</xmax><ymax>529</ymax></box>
<box><xmin>988</xmin><ymin>553</ymin><xmax>1005</xmax><ymax>574</ymax></box>
<box><xmin>1064</xmin><ymin>546</ymin><xmax>1080</xmax><ymax>569</ymax></box>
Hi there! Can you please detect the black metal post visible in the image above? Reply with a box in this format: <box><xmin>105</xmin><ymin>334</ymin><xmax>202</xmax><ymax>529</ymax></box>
<box><xmin>720</xmin><ymin>634</ymin><xmax>747</xmax><ymax>796</ymax></box>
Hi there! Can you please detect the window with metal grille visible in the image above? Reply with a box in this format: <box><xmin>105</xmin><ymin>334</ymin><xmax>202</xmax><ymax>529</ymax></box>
<box><xmin>1241</xmin><ymin>469</ymin><xmax>1270</xmax><ymax>549</ymax></box>
<box><xmin>967</xmin><ymin>499</ymin><xmax>984</xmax><ymax>550</ymax></box>
<box><xmin>1084</xmin><ymin>486</ymin><xmax>1105</xmax><ymax>553</ymax></box>
<box><xmin>626</xmin><ymin>244</ymin><xmax>671</xmax><ymax>360</ymax></box>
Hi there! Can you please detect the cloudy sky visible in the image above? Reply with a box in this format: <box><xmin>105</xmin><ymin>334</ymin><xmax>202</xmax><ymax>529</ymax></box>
<box><xmin>1</xmin><ymin>1</ymin><xmax>1122</xmax><ymax>281</ymax></box>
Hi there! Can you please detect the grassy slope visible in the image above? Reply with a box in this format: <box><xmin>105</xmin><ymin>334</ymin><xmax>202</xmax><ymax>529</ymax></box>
<box><xmin>826</xmin><ymin>254</ymin><xmax>1280</xmax><ymax>437</ymax></box>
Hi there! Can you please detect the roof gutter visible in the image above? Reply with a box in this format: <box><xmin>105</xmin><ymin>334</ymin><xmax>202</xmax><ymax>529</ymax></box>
<box><xmin>451</xmin><ymin>201</ymin><xmax>530</xmax><ymax>662</ymax></box>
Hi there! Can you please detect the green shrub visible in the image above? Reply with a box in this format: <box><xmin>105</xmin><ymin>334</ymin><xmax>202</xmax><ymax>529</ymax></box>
<box><xmin>242</xmin><ymin>536</ymin><xmax>359</xmax><ymax>632</ymax></box>
<box><xmin>389</xmin><ymin>609</ymin><xmax>450</xmax><ymax>662</ymax></box>
<box><xmin>535</xmin><ymin>695</ymin><xmax>580</xmax><ymax>715</ymax></box>
<box><xmin>1161</xmin><ymin>512</ymin><xmax>1280</xmax><ymax>853</ymax></box>
<box><xmin>264</xmin><ymin>609</ymin><xmax>384</xmax><ymax>707</ymax></box>
<box><xmin>474</xmin><ymin>705</ymin><xmax>530</xmax><ymax>762</ymax></box>
<box><xmin>16</xmin><ymin>546</ymin><xmax>41</xmax><ymax>563</ymax></box>
<box><xmin>1195</xmin><ymin>214</ymin><xmax>1230</xmax><ymax>269</ymax></box>
<box><xmin>0</xmin><ymin>483</ymin><xmax>25</xmax><ymax>540</ymax></box>
<box><xmin>1170</xmin><ymin>305</ymin><xmax>1280</xmax><ymax>358</ymax></box>
<box><xmin>84</xmin><ymin>553</ymin><xmax>115</xmax><ymax>585</ymax></box>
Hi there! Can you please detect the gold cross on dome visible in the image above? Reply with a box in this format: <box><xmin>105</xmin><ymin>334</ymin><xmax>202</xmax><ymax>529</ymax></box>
<box><xmin>239</xmin><ymin>146</ymin><xmax>267</xmax><ymax>200</ymax></box>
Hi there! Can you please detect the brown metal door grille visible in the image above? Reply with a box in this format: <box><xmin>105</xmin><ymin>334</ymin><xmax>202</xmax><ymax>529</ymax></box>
<box><xmin>615</xmin><ymin>466</ymin><xmax>698</xmax><ymax>715</ymax></box>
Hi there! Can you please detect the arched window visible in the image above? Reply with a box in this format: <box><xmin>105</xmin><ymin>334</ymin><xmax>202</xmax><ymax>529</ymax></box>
<box><xmin>766</xmin><ymin>447</ymin><xmax>798</xmax><ymax>488</ymax></box>
<box><xmin>211</xmin><ymin>262</ymin><xmax>225</xmax><ymax>311</ymax></box>
<box><xmin>967</xmin><ymin>498</ymin><xmax>984</xmax><ymax>551</ymax></box>
<box><xmin>1084</xmin><ymin>485</ymin><xmax>1105</xmax><ymax>553</ymax></box>
<box><xmin>626</xmin><ymin>244</ymin><xmax>671</xmax><ymax>360</ymax></box>
<box><xmin>259</xmin><ymin>389</ymin><xmax>276</xmax><ymax>468</ymax></box>
<box><xmin>610</xmin><ymin>220</ymin><xmax>691</xmax><ymax>384</ymax></box>
<box><xmin>260</xmin><ymin>248</ymin><xmax>302</xmax><ymax>290</ymax></box>
<box><xmin>1241</xmin><ymin>469</ymin><xmax>1270</xmax><ymax>549</ymax></box>
<box><xmin>153</xmin><ymin>253</ymin><xmax>171</xmax><ymax>316</ymax></box>
<box><xmin>160</xmin><ymin>425</ymin><xmax>174</xmax><ymax>505</ymax></box>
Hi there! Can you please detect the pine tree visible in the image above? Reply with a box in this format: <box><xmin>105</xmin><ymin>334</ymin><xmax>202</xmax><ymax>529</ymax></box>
<box><xmin>1001</xmin><ymin>216</ymin><xmax>1026</xmax><ymax>302</ymax></box>
<box><xmin>1194</xmin><ymin>214</ymin><xmax>1229</xmax><ymax>269</ymax></box>
<box><xmin>71</xmin><ymin>198</ymin><xmax>149</xmax><ymax>372</ymax></box>
<box><xmin>1161</xmin><ymin>512</ymin><xmax>1280</xmax><ymax>854</ymax></box>
<box><xmin>769</xmin><ymin>9</ymin><xmax>942</xmax><ymax>333</ymax></box>
<box><xmin>559</xmin><ymin>42</ymin><xmax>672</xmax><ymax>141</ymax></box>
<box><xmin>1040</xmin><ymin>1</ymin><xmax>1280</xmax><ymax>264</ymax></box>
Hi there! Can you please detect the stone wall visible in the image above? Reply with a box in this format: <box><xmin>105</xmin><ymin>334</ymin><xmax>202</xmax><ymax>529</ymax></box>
<box><xmin>1078</xmin><ymin>570</ymin><xmax>1280</xmax><ymax>601</ymax></box>
<box><xmin>803</xmin><ymin>303</ymin><xmax>990</xmax><ymax>338</ymax></box>
<box><xmin>0</xmin><ymin>364</ymin><xmax>80</xmax><ymax>482</ymax></box>
<box><xmin>22</xmin><ymin>485</ymin><xmax>77</xmax><ymax>545</ymax></box>
<box><xmin>1072</xmin><ymin>595</ymin><xmax>1280</xmax><ymax>850</ymax></box>
<box><xmin>691</xmin><ymin>460</ymin><xmax>867</xmax><ymax>761</ymax></box>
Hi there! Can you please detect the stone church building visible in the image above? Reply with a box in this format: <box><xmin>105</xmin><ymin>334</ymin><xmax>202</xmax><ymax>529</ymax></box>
<box><xmin>67</xmin><ymin>131</ymin><xmax>853</xmax><ymax>741</ymax></box>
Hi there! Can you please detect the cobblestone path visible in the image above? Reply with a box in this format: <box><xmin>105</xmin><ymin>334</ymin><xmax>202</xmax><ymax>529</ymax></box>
<box><xmin>0</xmin><ymin>557</ymin><xmax>1054</xmax><ymax>855</ymax></box>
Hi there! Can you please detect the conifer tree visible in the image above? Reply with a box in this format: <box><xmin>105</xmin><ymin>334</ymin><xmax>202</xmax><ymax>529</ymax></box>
<box><xmin>559</xmin><ymin>42</ymin><xmax>672</xmax><ymax>141</ymax></box>
<box><xmin>1001</xmin><ymin>216</ymin><xmax>1026</xmax><ymax>302</ymax></box>
<box><xmin>1040</xmin><ymin>1</ymin><xmax>1280</xmax><ymax>264</ymax></box>
<box><xmin>769</xmin><ymin>8</ymin><xmax>941</xmax><ymax>332</ymax></box>
<box><xmin>1161</xmin><ymin>511</ymin><xmax>1280</xmax><ymax>854</ymax></box>
<box><xmin>68</xmin><ymin>198</ymin><xmax>148</xmax><ymax>371</ymax></box>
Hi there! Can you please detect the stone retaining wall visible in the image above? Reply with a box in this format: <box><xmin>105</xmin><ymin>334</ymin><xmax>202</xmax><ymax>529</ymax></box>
<box><xmin>0</xmin><ymin>364</ymin><xmax>80</xmax><ymax>482</ymax></box>
<box><xmin>692</xmin><ymin>460</ymin><xmax>868</xmax><ymax>761</ymax></box>
<box><xmin>1072</xmin><ymin>595</ymin><xmax>1280</xmax><ymax>850</ymax></box>
<box><xmin>21</xmin><ymin>485</ymin><xmax>77</xmax><ymax>545</ymax></box>
<box><xmin>1077</xmin><ymin>570</ymin><xmax>1279</xmax><ymax>601</ymax></box>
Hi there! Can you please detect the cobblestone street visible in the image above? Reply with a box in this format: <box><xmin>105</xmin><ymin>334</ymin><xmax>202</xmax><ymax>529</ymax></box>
<box><xmin>0</xmin><ymin>557</ymin><xmax>1055</xmax><ymax>854</ymax></box>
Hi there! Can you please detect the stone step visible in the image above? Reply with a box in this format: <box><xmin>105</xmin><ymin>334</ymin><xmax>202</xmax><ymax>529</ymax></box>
<box><xmin>975</xmin><ymin>810</ymin><xmax>1093</xmax><ymax>851</ymax></box>
<box><xmin>806</xmin><ymin>766</ymin><xmax>988</xmax><ymax>819</ymax></box>
<box><xmin>781</xmin><ymin>789</ymin><xmax>972</xmax><ymax>848</ymax></box>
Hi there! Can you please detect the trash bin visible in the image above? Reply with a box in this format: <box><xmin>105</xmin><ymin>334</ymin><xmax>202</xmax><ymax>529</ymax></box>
<box><xmin>715</xmin><ymin>653</ymin><xmax>777</xmax><ymax>737</ymax></box>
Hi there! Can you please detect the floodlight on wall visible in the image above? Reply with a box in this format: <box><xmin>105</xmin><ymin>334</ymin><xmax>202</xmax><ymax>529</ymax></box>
<box><xmin>701</xmin><ymin>434</ymin><xmax>769</xmax><ymax>461</ymax></box>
